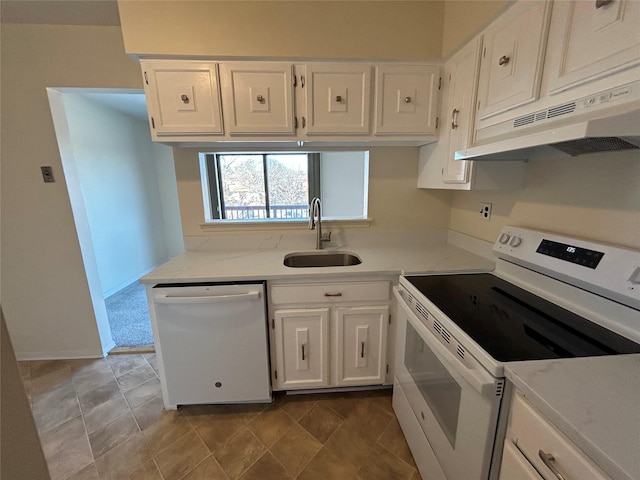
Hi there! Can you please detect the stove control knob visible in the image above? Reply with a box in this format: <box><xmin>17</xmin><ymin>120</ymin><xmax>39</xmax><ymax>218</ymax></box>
<box><xmin>498</xmin><ymin>233</ymin><xmax>511</xmax><ymax>244</ymax></box>
<box><xmin>509</xmin><ymin>236</ymin><xmax>522</xmax><ymax>247</ymax></box>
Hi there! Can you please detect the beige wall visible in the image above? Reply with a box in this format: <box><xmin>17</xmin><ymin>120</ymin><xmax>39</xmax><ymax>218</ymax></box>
<box><xmin>0</xmin><ymin>24</ymin><xmax>142</xmax><ymax>358</ymax></box>
<box><xmin>118</xmin><ymin>0</ymin><xmax>444</xmax><ymax>60</ymax></box>
<box><xmin>449</xmin><ymin>150</ymin><xmax>640</xmax><ymax>250</ymax></box>
<box><xmin>441</xmin><ymin>0</ymin><xmax>510</xmax><ymax>57</ymax></box>
<box><xmin>174</xmin><ymin>147</ymin><xmax>452</xmax><ymax>238</ymax></box>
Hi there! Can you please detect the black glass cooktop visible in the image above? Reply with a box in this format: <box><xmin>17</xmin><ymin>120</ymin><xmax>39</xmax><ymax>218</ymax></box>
<box><xmin>404</xmin><ymin>273</ymin><xmax>640</xmax><ymax>362</ymax></box>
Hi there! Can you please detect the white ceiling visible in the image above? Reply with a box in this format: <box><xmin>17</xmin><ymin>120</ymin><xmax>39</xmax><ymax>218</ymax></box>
<box><xmin>0</xmin><ymin>0</ymin><xmax>120</xmax><ymax>26</ymax></box>
<box><xmin>80</xmin><ymin>92</ymin><xmax>149</xmax><ymax>121</ymax></box>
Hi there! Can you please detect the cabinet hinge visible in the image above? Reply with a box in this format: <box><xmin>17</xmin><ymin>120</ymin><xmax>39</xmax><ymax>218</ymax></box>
<box><xmin>386</xmin><ymin>365</ymin><xmax>389</xmax><ymax>374</ymax></box>
<box><xmin>143</xmin><ymin>71</ymin><xmax>149</xmax><ymax>85</ymax></box>
<box><xmin>271</xmin><ymin>319</ymin><xmax>275</xmax><ymax>329</ymax></box>
<box><xmin>274</xmin><ymin>370</ymin><xmax>278</xmax><ymax>380</ymax></box>
<box><xmin>151</xmin><ymin>117</ymin><xmax>155</xmax><ymax>129</ymax></box>
<box><xmin>438</xmin><ymin>76</ymin><xmax>442</xmax><ymax>90</ymax></box>
<box><xmin>435</xmin><ymin>117</ymin><xmax>439</xmax><ymax>130</ymax></box>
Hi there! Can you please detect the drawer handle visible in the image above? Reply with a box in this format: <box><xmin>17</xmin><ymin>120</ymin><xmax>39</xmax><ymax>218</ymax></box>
<box><xmin>360</xmin><ymin>341</ymin><xmax>365</xmax><ymax>358</ymax></box>
<box><xmin>301</xmin><ymin>343</ymin><xmax>306</xmax><ymax>361</ymax></box>
<box><xmin>595</xmin><ymin>0</ymin><xmax>613</xmax><ymax>8</ymax></box>
<box><xmin>324</xmin><ymin>292</ymin><xmax>343</xmax><ymax>297</ymax></box>
<box><xmin>538</xmin><ymin>450</ymin><xmax>567</xmax><ymax>480</ymax></box>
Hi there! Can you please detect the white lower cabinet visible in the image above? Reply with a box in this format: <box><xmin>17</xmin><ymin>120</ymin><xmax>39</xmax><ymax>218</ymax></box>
<box><xmin>335</xmin><ymin>306</ymin><xmax>388</xmax><ymax>386</ymax></box>
<box><xmin>499</xmin><ymin>390</ymin><xmax>611</xmax><ymax>480</ymax></box>
<box><xmin>270</xmin><ymin>280</ymin><xmax>391</xmax><ymax>391</ymax></box>
<box><xmin>273</xmin><ymin>308</ymin><xmax>330</xmax><ymax>390</ymax></box>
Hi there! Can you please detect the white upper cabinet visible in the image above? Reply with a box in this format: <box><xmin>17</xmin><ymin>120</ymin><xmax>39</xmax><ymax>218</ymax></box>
<box><xmin>443</xmin><ymin>39</ymin><xmax>483</xmax><ymax>184</ymax></box>
<box><xmin>417</xmin><ymin>37</ymin><xmax>526</xmax><ymax>191</ymax></box>
<box><xmin>375</xmin><ymin>65</ymin><xmax>440</xmax><ymax>135</ymax></box>
<box><xmin>219</xmin><ymin>62</ymin><xmax>296</xmax><ymax>136</ymax></box>
<box><xmin>476</xmin><ymin>1</ymin><xmax>552</xmax><ymax>120</ymax></box>
<box><xmin>141</xmin><ymin>60</ymin><xmax>224</xmax><ymax>138</ymax></box>
<box><xmin>545</xmin><ymin>0</ymin><xmax>640</xmax><ymax>94</ymax></box>
<box><xmin>303</xmin><ymin>64</ymin><xmax>372</xmax><ymax>135</ymax></box>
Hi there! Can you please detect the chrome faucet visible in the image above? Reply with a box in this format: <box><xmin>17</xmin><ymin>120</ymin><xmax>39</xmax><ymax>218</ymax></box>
<box><xmin>308</xmin><ymin>197</ymin><xmax>330</xmax><ymax>249</ymax></box>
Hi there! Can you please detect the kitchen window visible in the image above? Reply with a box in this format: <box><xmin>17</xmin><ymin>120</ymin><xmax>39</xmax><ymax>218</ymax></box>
<box><xmin>200</xmin><ymin>151</ymin><xmax>369</xmax><ymax>222</ymax></box>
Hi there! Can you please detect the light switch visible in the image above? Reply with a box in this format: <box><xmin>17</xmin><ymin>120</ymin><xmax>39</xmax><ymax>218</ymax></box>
<box><xmin>41</xmin><ymin>166</ymin><xmax>55</xmax><ymax>183</ymax></box>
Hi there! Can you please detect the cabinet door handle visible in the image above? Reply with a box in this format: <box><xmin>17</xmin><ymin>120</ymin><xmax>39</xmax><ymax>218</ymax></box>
<box><xmin>301</xmin><ymin>343</ymin><xmax>306</xmax><ymax>361</ymax></box>
<box><xmin>538</xmin><ymin>450</ymin><xmax>567</xmax><ymax>480</ymax></box>
<box><xmin>404</xmin><ymin>96</ymin><xmax>412</xmax><ymax>103</ymax></box>
<box><xmin>595</xmin><ymin>0</ymin><xmax>613</xmax><ymax>8</ymax></box>
<box><xmin>324</xmin><ymin>292</ymin><xmax>343</xmax><ymax>297</ymax></box>
<box><xmin>336</xmin><ymin>95</ymin><xmax>342</xmax><ymax>102</ymax></box>
<box><xmin>360</xmin><ymin>341</ymin><xmax>365</xmax><ymax>358</ymax></box>
<box><xmin>498</xmin><ymin>55</ymin><xmax>510</xmax><ymax>66</ymax></box>
<box><xmin>180</xmin><ymin>94</ymin><xmax>190</xmax><ymax>104</ymax></box>
<box><xmin>451</xmin><ymin>108</ymin><xmax>459</xmax><ymax>130</ymax></box>
<box><xmin>257</xmin><ymin>95</ymin><xmax>264</xmax><ymax>102</ymax></box>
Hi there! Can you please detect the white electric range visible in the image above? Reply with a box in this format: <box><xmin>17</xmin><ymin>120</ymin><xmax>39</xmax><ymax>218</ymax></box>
<box><xmin>393</xmin><ymin>226</ymin><xmax>640</xmax><ymax>480</ymax></box>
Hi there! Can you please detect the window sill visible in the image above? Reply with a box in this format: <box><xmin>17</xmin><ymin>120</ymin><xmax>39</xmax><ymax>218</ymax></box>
<box><xmin>199</xmin><ymin>218</ymin><xmax>374</xmax><ymax>232</ymax></box>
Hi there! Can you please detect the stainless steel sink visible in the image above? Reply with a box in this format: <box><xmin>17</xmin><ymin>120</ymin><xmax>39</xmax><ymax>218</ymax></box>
<box><xmin>283</xmin><ymin>251</ymin><xmax>362</xmax><ymax>268</ymax></box>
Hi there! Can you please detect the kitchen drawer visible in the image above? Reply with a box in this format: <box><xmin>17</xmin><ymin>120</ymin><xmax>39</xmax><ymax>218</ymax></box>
<box><xmin>271</xmin><ymin>281</ymin><xmax>390</xmax><ymax>305</ymax></box>
<box><xmin>508</xmin><ymin>392</ymin><xmax>611</xmax><ymax>480</ymax></box>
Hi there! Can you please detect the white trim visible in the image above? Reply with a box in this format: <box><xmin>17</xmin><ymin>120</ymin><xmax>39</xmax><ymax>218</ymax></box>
<box><xmin>16</xmin><ymin>349</ymin><xmax>108</xmax><ymax>362</ymax></box>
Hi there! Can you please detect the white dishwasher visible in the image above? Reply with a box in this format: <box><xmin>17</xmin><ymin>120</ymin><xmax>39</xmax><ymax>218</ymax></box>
<box><xmin>150</xmin><ymin>281</ymin><xmax>271</xmax><ymax>409</ymax></box>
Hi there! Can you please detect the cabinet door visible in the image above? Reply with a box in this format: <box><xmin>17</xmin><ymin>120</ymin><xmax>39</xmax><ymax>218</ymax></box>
<box><xmin>499</xmin><ymin>441</ymin><xmax>543</xmax><ymax>480</ymax></box>
<box><xmin>335</xmin><ymin>306</ymin><xmax>388</xmax><ymax>386</ymax></box>
<box><xmin>141</xmin><ymin>60</ymin><xmax>224</xmax><ymax>137</ymax></box>
<box><xmin>273</xmin><ymin>308</ymin><xmax>329</xmax><ymax>390</ymax></box>
<box><xmin>219</xmin><ymin>62</ymin><xmax>295</xmax><ymax>135</ymax></box>
<box><xmin>375</xmin><ymin>65</ymin><xmax>439</xmax><ymax>135</ymax></box>
<box><xmin>443</xmin><ymin>38</ymin><xmax>483</xmax><ymax>184</ymax></box>
<box><xmin>304</xmin><ymin>64</ymin><xmax>371</xmax><ymax>135</ymax></box>
<box><xmin>476</xmin><ymin>1</ymin><xmax>551</xmax><ymax>120</ymax></box>
<box><xmin>546</xmin><ymin>0</ymin><xmax>640</xmax><ymax>94</ymax></box>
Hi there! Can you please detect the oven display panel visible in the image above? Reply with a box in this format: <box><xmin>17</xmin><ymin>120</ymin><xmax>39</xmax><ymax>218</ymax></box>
<box><xmin>536</xmin><ymin>239</ymin><xmax>604</xmax><ymax>269</ymax></box>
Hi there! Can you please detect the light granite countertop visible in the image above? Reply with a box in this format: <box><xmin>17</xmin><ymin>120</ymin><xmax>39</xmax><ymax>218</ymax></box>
<box><xmin>505</xmin><ymin>354</ymin><xmax>640</xmax><ymax>480</ymax></box>
<box><xmin>140</xmin><ymin>230</ymin><xmax>496</xmax><ymax>284</ymax></box>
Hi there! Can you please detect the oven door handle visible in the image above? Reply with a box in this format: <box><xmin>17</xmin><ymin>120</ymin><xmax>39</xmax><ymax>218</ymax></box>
<box><xmin>395</xmin><ymin>287</ymin><xmax>497</xmax><ymax>397</ymax></box>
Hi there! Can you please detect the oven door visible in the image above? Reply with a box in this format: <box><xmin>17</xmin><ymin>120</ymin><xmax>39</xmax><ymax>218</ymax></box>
<box><xmin>394</xmin><ymin>286</ymin><xmax>503</xmax><ymax>480</ymax></box>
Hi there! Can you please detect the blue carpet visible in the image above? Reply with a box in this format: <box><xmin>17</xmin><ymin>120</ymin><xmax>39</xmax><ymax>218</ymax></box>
<box><xmin>105</xmin><ymin>282</ymin><xmax>154</xmax><ymax>347</ymax></box>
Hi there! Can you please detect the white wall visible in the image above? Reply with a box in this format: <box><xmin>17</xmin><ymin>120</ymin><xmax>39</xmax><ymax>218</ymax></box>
<box><xmin>449</xmin><ymin>149</ymin><xmax>640</xmax><ymax>249</ymax></box>
<box><xmin>1</xmin><ymin>24</ymin><xmax>143</xmax><ymax>358</ymax></box>
<box><xmin>320</xmin><ymin>151</ymin><xmax>368</xmax><ymax>219</ymax></box>
<box><xmin>61</xmin><ymin>93</ymin><xmax>183</xmax><ymax>297</ymax></box>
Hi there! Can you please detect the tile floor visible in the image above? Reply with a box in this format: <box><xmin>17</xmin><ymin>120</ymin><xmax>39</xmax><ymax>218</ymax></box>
<box><xmin>20</xmin><ymin>354</ymin><xmax>423</xmax><ymax>480</ymax></box>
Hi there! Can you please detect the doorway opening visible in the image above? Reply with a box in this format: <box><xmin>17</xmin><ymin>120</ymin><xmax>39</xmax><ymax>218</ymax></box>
<box><xmin>48</xmin><ymin>88</ymin><xmax>184</xmax><ymax>353</ymax></box>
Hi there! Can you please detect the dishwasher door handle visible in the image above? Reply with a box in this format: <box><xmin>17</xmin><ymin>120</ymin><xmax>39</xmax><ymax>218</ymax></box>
<box><xmin>154</xmin><ymin>291</ymin><xmax>260</xmax><ymax>304</ymax></box>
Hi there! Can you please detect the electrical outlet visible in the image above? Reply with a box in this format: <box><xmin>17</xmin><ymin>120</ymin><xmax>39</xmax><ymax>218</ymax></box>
<box><xmin>480</xmin><ymin>202</ymin><xmax>492</xmax><ymax>221</ymax></box>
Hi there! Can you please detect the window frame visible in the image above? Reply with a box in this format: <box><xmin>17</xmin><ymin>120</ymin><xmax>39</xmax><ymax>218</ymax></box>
<box><xmin>205</xmin><ymin>153</ymin><xmax>321</xmax><ymax>220</ymax></box>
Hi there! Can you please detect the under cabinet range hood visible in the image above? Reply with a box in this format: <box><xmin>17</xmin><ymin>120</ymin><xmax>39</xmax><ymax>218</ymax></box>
<box><xmin>456</xmin><ymin>81</ymin><xmax>640</xmax><ymax>160</ymax></box>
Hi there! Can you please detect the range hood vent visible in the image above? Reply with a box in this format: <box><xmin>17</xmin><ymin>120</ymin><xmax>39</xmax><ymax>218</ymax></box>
<box><xmin>456</xmin><ymin>81</ymin><xmax>640</xmax><ymax>160</ymax></box>
<box><xmin>550</xmin><ymin>136</ymin><xmax>640</xmax><ymax>156</ymax></box>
